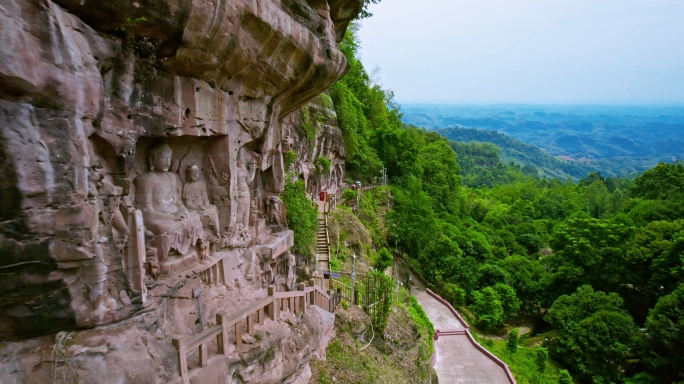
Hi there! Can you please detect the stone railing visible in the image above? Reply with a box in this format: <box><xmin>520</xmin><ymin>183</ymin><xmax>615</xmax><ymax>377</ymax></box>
<box><xmin>172</xmin><ymin>281</ymin><xmax>337</xmax><ymax>382</ymax></box>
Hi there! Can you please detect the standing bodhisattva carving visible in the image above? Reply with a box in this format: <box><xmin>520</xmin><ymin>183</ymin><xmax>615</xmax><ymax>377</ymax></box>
<box><xmin>183</xmin><ymin>164</ymin><xmax>220</xmax><ymax>252</ymax></box>
<box><xmin>230</xmin><ymin>152</ymin><xmax>257</xmax><ymax>246</ymax></box>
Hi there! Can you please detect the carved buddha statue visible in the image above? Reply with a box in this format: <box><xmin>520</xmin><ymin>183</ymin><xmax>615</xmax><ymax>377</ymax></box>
<box><xmin>134</xmin><ymin>142</ymin><xmax>202</xmax><ymax>262</ymax></box>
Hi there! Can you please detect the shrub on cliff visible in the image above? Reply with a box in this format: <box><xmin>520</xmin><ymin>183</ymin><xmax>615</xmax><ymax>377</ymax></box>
<box><xmin>282</xmin><ymin>178</ymin><xmax>318</xmax><ymax>256</ymax></box>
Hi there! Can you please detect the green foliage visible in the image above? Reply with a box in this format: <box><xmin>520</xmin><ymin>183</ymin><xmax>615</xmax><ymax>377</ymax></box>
<box><xmin>358</xmin><ymin>0</ymin><xmax>382</xmax><ymax>19</ymax></box>
<box><xmin>444</xmin><ymin>283</ymin><xmax>467</xmax><ymax>307</ymax></box>
<box><xmin>546</xmin><ymin>286</ymin><xmax>639</xmax><ymax>383</ymax></box>
<box><xmin>507</xmin><ymin>328</ymin><xmax>519</xmax><ymax>357</ymax></box>
<box><xmin>366</xmin><ymin>271</ymin><xmax>394</xmax><ymax>335</ymax></box>
<box><xmin>315</xmin><ymin>156</ymin><xmax>332</xmax><ymax>174</ymax></box>
<box><xmin>493</xmin><ymin>283</ymin><xmax>521</xmax><ymax>319</ymax></box>
<box><xmin>341</xmin><ymin>188</ymin><xmax>359</xmax><ymax>202</ymax></box>
<box><xmin>471</xmin><ymin>287</ymin><xmax>504</xmax><ymax>332</ymax></box>
<box><xmin>557</xmin><ymin>370</ymin><xmax>572</xmax><ymax>384</ymax></box>
<box><xmin>281</xmin><ymin>178</ymin><xmax>318</xmax><ymax>256</ymax></box>
<box><xmin>403</xmin><ymin>104</ymin><xmax>684</xmax><ymax>178</ymax></box>
<box><xmin>546</xmin><ymin>216</ymin><xmax>635</xmax><ymax>295</ymax></box>
<box><xmin>408</xmin><ymin>296</ymin><xmax>435</xmax><ymax>362</ymax></box>
<box><xmin>536</xmin><ymin>347</ymin><xmax>549</xmax><ymax>380</ymax></box>
<box><xmin>644</xmin><ymin>284</ymin><xmax>684</xmax><ymax>382</ymax></box>
<box><xmin>118</xmin><ymin>17</ymin><xmax>147</xmax><ymax>32</ymax></box>
<box><xmin>374</xmin><ymin>248</ymin><xmax>393</xmax><ymax>273</ymax></box>
<box><xmin>445</xmin><ymin>128</ymin><xmax>595</xmax><ymax>182</ymax></box>
<box><xmin>284</xmin><ymin>150</ymin><xmax>297</xmax><ymax>171</ymax></box>
<box><xmin>631</xmin><ymin>163</ymin><xmax>684</xmax><ymax>200</ymax></box>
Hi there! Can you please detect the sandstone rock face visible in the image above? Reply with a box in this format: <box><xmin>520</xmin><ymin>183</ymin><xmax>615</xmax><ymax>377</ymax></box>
<box><xmin>284</xmin><ymin>92</ymin><xmax>347</xmax><ymax>197</ymax></box>
<box><xmin>0</xmin><ymin>0</ymin><xmax>360</xmax><ymax>346</ymax></box>
<box><xmin>0</xmin><ymin>290</ymin><xmax>337</xmax><ymax>384</ymax></box>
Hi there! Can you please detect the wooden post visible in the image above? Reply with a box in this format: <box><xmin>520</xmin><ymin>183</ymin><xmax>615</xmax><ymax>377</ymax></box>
<box><xmin>267</xmin><ymin>285</ymin><xmax>276</xmax><ymax>320</ymax></box>
<box><xmin>297</xmin><ymin>283</ymin><xmax>307</xmax><ymax>311</ymax></box>
<box><xmin>217</xmin><ymin>314</ymin><xmax>227</xmax><ymax>355</ymax></box>
<box><xmin>258</xmin><ymin>307</ymin><xmax>265</xmax><ymax>326</ymax></box>
<box><xmin>172</xmin><ymin>338</ymin><xmax>188</xmax><ymax>379</ymax></box>
<box><xmin>199</xmin><ymin>342</ymin><xmax>209</xmax><ymax>367</ymax></box>
<box><xmin>235</xmin><ymin>321</ymin><xmax>242</xmax><ymax>349</ymax></box>
<box><xmin>247</xmin><ymin>314</ymin><xmax>254</xmax><ymax>335</ymax></box>
<box><xmin>294</xmin><ymin>296</ymin><xmax>301</xmax><ymax>316</ymax></box>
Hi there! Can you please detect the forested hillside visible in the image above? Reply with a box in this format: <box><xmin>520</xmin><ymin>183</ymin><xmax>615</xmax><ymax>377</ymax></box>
<box><xmin>330</xmin><ymin>24</ymin><xmax>684</xmax><ymax>384</ymax></box>
<box><xmin>402</xmin><ymin>104</ymin><xmax>684</xmax><ymax>177</ymax></box>
<box><xmin>441</xmin><ymin>127</ymin><xmax>596</xmax><ymax>181</ymax></box>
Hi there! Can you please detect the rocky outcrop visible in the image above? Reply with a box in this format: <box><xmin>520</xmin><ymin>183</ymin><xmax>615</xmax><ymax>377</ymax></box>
<box><xmin>0</xmin><ymin>0</ymin><xmax>360</xmax><ymax>345</ymax></box>
<box><xmin>283</xmin><ymin>92</ymin><xmax>346</xmax><ymax>197</ymax></box>
<box><xmin>0</xmin><ymin>297</ymin><xmax>336</xmax><ymax>384</ymax></box>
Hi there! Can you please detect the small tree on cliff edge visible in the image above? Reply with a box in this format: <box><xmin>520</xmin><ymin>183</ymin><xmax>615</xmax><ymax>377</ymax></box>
<box><xmin>506</xmin><ymin>328</ymin><xmax>519</xmax><ymax>359</ymax></box>
<box><xmin>535</xmin><ymin>347</ymin><xmax>548</xmax><ymax>383</ymax></box>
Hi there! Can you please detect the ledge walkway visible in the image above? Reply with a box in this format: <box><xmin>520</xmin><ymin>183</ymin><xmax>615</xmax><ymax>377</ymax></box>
<box><xmin>412</xmin><ymin>287</ymin><xmax>516</xmax><ymax>384</ymax></box>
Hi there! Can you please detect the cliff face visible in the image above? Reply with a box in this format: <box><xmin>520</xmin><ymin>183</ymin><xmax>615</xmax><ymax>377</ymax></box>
<box><xmin>0</xmin><ymin>0</ymin><xmax>359</xmax><ymax>342</ymax></box>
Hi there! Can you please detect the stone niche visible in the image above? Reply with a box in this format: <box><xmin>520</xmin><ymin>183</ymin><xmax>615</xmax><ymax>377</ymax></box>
<box><xmin>0</xmin><ymin>0</ymin><xmax>363</xmax><ymax>340</ymax></box>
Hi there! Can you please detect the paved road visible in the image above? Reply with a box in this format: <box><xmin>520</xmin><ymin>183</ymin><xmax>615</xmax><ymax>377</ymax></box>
<box><xmin>412</xmin><ymin>289</ymin><xmax>512</xmax><ymax>384</ymax></box>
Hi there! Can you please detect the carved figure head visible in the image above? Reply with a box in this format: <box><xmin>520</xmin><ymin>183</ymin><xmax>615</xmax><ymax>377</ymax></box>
<box><xmin>187</xmin><ymin>164</ymin><xmax>201</xmax><ymax>182</ymax></box>
<box><xmin>148</xmin><ymin>142</ymin><xmax>172</xmax><ymax>172</ymax></box>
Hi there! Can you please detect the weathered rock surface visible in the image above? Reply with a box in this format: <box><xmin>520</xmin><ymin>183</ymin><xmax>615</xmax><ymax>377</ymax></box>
<box><xmin>285</xmin><ymin>92</ymin><xmax>347</xmax><ymax>197</ymax></box>
<box><xmin>0</xmin><ymin>295</ymin><xmax>336</xmax><ymax>384</ymax></box>
<box><xmin>0</xmin><ymin>0</ymin><xmax>359</xmax><ymax>342</ymax></box>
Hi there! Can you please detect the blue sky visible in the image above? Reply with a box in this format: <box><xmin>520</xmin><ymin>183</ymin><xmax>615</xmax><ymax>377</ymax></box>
<box><xmin>357</xmin><ymin>0</ymin><xmax>684</xmax><ymax>105</ymax></box>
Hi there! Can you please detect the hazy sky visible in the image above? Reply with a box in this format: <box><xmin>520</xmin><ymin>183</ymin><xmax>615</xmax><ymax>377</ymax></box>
<box><xmin>357</xmin><ymin>0</ymin><xmax>684</xmax><ymax>105</ymax></box>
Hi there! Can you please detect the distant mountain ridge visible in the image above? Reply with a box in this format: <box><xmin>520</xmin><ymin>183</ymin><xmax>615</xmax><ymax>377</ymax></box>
<box><xmin>402</xmin><ymin>104</ymin><xmax>684</xmax><ymax>177</ymax></box>
<box><xmin>437</xmin><ymin>127</ymin><xmax>596</xmax><ymax>180</ymax></box>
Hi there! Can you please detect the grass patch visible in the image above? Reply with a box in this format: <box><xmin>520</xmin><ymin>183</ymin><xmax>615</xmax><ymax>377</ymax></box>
<box><xmin>311</xmin><ymin>304</ymin><xmax>434</xmax><ymax>384</ymax></box>
<box><xmin>472</xmin><ymin>334</ymin><xmax>573</xmax><ymax>384</ymax></box>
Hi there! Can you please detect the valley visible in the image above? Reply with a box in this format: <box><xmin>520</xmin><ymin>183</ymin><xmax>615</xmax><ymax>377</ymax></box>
<box><xmin>403</xmin><ymin>104</ymin><xmax>684</xmax><ymax>177</ymax></box>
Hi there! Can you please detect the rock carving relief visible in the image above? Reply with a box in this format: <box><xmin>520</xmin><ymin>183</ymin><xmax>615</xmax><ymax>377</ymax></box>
<box><xmin>133</xmin><ymin>142</ymin><xmax>203</xmax><ymax>275</ymax></box>
<box><xmin>0</xmin><ymin>0</ymin><xmax>360</xmax><ymax>344</ymax></box>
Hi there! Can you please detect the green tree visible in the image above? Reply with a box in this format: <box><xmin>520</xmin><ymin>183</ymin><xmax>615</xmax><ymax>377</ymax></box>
<box><xmin>374</xmin><ymin>247</ymin><xmax>393</xmax><ymax>273</ymax></box>
<box><xmin>444</xmin><ymin>283</ymin><xmax>467</xmax><ymax>306</ymax></box>
<box><xmin>644</xmin><ymin>284</ymin><xmax>684</xmax><ymax>382</ymax></box>
<box><xmin>506</xmin><ymin>328</ymin><xmax>519</xmax><ymax>358</ymax></box>
<box><xmin>493</xmin><ymin>283</ymin><xmax>521</xmax><ymax>320</ymax></box>
<box><xmin>546</xmin><ymin>286</ymin><xmax>638</xmax><ymax>383</ymax></box>
<box><xmin>498</xmin><ymin>255</ymin><xmax>546</xmax><ymax>314</ymax></box>
<box><xmin>471</xmin><ymin>287</ymin><xmax>504</xmax><ymax>334</ymax></box>
<box><xmin>547</xmin><ymin>216</ymin><xmax>634</xmax><ymax>296</ymax></box>
<box><xmin>557</xmin><ymin>369</ymin><xmax>572</xmax><ymax>384</ymax></box>
<box><xmin>535</xmin><ymin>347</ymin><xmax>548</xmax><ymax>383</ymax></box>
<box><xmin>630</xmin><ymin>163</ymin><xmax>684</xmax><ymax>201</ymax></box>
